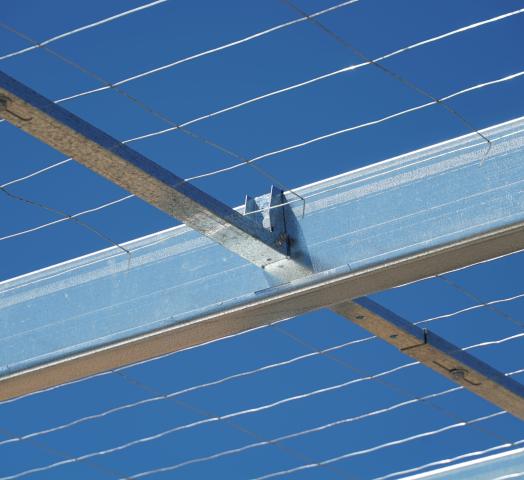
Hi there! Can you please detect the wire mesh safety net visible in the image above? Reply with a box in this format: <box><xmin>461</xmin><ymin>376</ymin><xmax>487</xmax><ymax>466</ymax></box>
<box><xmin>0</xmin><ymin>0</ymin><xmax>523</xmax><ymax>479</ymax></box>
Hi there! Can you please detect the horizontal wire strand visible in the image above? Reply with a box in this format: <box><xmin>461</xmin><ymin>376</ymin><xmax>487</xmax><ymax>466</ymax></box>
<box><xmin>0</xmin><ymin>362</ymin><xmax>416</xmax><ymax>449</ymax></box>
<box><xmin>129</xmin><ymin>395</ymin><xmax>464</xmax><ymax>478</ymax></box>
<box><xmin>2</xmin><ymin>67</ymin><xmax>521</xmax><ymax>242</ymax></box>
<box><xmin>373</xmin><ymin>439</ymin><xmax>524</xmax><ymax>480</ymax></box>
<box><xmin>113</xmin><ymin>370</ymin><xmax>354</xmax><ymax>480</ymax></box>
<box><xmin>1</xmin><ymin>8</ymin><xmax>520</xmax><ymax>189</ymax></box>
<box><xmin>117</xmin><ymin>388</ymin><xmax>473</xmax><ymax>479</ymax></box>
<box><xmin>2</xmin><ymin>365</ymin><xmax>521</xmax><ymax>480</ymax></box>
<box><xmin>121</xmin><ymin>367</ymin><xmax>524</xmax><ymax>480</ymax></box>
<box><xmin>281</xmin><ymin>0</ymin><xmax>498</xmax><ymax>147</ymax></box>
<box><xmin>0</xmin><ymin>303</ymin><xmax>336</xmax><ymax>478</ymax></box>
<box><xmin>0</xmin><ymin>195</ymin><xmax>134</xmax><ymax>242</ymax></box>
<box><xmin>256</xmin><ymin>124</ymin><xmax>524</xmax><ymax>217</ymax></box>
<box><xmin>202</xmin><ymin>71</ymin><xmax>524</xmax><ymax>178</ymax></box>
<box><xmin>493</xmin><ymin>473</ymin><xmax>524</xmax><ymax>480</ymax></box>
<box><xmin>1</xmin><ymin>158</ymin><xmax>72</xmax><ymax>188</ymax></box>
<box><xmin>0</xmin><ymin>23</ymin><xmax>305</xmax><ymax>207</ymax></box>
<box><xmin>493</xmin><ymin>474</ymin><xmax>524</xmax><ymax>480</ymax></box>
<box><xmin>249</xmin><ymin>411</ymin><xmax>509</xmax><ymax>480</ymax></box>
<box><xmin>0</xmin><ymin>186</ymin><xmax>129</xmax><ymax>254</ymax></box>
<box><xmin>437</xmin><ymin>273</ymin><xmax>524</xmax><ymax>329</ymax></box>
<box><xmin>0</xmin><ymin>426</ymin><xmax>127</xmax><ymax>480</ymax></box>
<box><xmin>268</xmin><ymin>320</ymin><xmax>519</xmax><ymax>454</ymax></box>
<box><xmin>0</xmin><ymin>0</ymin><xmax>169</xmax><ymax>61</ymax></box>
<box><xmin>0</xmin><ymin>321</ymin><xmax>290</xmax><ymax>407</ymax></box>
<box><xmin>27</xmin><ymin>7</ymin><xmax>524</xmax><ymax>107</ymax></box>
<box><xmin>0</xmin><ymin>5</ymin><xmax>521</xmax><ymax>479</ymax></box>
<box><xmin>416</xmin><ymin>292</ymin><xmax>524</xmax><ymax>326</ymax></box>
<box><xmin>13</xmin><ymin>0</ymin><xmax>362</xmax><ymax>104</ymax></box>
<box><xmin>0</xmin><ymin>330</ymin><xmax>520</xmax><ymax>475</ymax></box>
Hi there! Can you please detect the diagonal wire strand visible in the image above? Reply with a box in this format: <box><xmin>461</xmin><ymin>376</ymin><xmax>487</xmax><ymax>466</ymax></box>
<box><xmin>1</xmin><ymin>5</ymin><xmax>522</xmax><ymax>478</ymax></box>
<box><xmin>280</xmin><ymin>0</ymin><xmax>494</xmax><ymax>147</ymax></box>
<box><xmin>6</xmin><ymin>68</ymin><xmax>522</xmax><ymax>193</ymax></box>
<box><xmin>0</xmin><ymin>186</ymin><xmax>129</xmax><ymax>254</ymax></box>
<box><xmin>0</xmin><ymin>425</ymin><xmax>128</xmax><ymax>480</ymax></box>
<box><xmin>54</xmin><ymin>0</ymin><xmax>360</xmax><ymax>102</ymax></box>
<box><xmin>0</xmin><ymin>330</ymin><xmax>520</xmax><ymax>461</ymax></box>
<box><xmin>2</xmin><ymin>357</ymin><xmax>520</xmax><ymax>480</ymax></box>
<box><xmin>130</xmin><ymin>409</ymin><xmax>523</xmax><ymax>480</ymax></box>
<box><xmin>125</xmin><ymin>393</ymin><xmax>464</xmax><ymax>479</ymax></box>
<box><xmin>437</xmin><ymin>274</ymin><xmax>524</xmax><ymax>329</ymax></box>
<box><xmin>134</xmin><ymin>437</ymin><xmax>524</xmax><ymax>480</ymax></box>
<box><xmin>10</xmin><ymin>6</ymin><xmax>520</xmax><ymax>108</ymax></box>
<box><xmin>267</xmin><ymin>321</ymin><xmax>519</xmax><ymax>446</ymax></box>
<box><xmin>2</xmin><ymin>9</ymin><xmax>520</xmax><ymax>190</ymax></box>
<box><xmin>248</xmin><ymin>411</ymin><xmax>510</xmax><ymax>480</ymax></box>
<box><xmin>0</xmin><ymin>195</ymin><xmax>134</xmax><ymax>242</ymax></box>
<box><xmin>115</xmin><ymin>370</ymin><xmax>355</xmax><ymax>480</ymax></box>
<box><xmin>0</xmin><ymin>0</ymin><xmax>361</xmax><ymax>101</ymax></box>
<box><xmin>2</xmin><ymin>67</ymin><xmax>522</xmax><ymax>242</ymax></box>
<box><xmin>117</xmin><ymin>369</ymin><xmax>524</xmax><ymax>480</ymax></box>
<box><xmin>0</xmin><ymin>332</ymin><xmax>355</xmax><ymax>478</ymax></box>
<box><xmin>0</xmin><ymin>22</ymin><xmax>305</xmax><ymax>207</ymax></box>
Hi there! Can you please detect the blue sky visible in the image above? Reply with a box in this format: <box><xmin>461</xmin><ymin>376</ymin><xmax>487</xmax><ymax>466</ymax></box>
<box><xmin>0</xmin><ymin>1</ymin><xmax>523</xmax><ymax>479</ymax></box>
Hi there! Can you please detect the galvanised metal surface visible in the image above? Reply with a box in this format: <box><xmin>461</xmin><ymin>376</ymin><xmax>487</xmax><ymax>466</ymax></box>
<box><xmin>334</xmin><ymin>299</ymin><xmax>524</xmax><ymax>419</ymax></box>
<box><xmin>0</xmin><ymin>70</ymin><xmax>289</xmax><ymax>268</ymax></box>
<box><xmin>402</xmin><ymin>446</ymin><xmax>524</xmax><ymax>479</ymax></box>
<box><xmin>1</xmin><ymin>114</ymin><xmax>524</xmax><ymax>402</ymax></box>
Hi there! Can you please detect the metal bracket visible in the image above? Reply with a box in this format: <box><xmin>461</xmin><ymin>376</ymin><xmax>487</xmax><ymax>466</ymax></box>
<box><xmin>0</xmin><ymin>71</ymin><xmax>290</xmax><ymax>268</ymax></box>
<box><xmin>432</xmin><ymin>362</ymin><xmax>482</xmax><ymax>386</ymax></box>
<box><xmin>244</xmin><ymin>186</ymin><xmax>289</xmax><ymax>257</ymax></box>
<box><xmin>402</xmin><ymin>329</ymin><xmax>483</xmax><ymax>386</ymax></box>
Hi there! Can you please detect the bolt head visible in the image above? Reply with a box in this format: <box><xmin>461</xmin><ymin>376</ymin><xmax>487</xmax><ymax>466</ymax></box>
<box><xmin>274</xmin><ymin>233</ymin><xmax>288</xmax><ymax>247</ymax></box>
<box><xmin>450</xmin><ymin>368</ymin><xmax>467</xmax><ymax>380</ymax></box>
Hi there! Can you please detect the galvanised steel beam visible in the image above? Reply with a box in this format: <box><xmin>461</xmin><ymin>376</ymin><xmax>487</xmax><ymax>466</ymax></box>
<box><xmin>400</xmin><ymin>446</ymin><xmax>524</xmax><ymax>480</ymax></box>
<box><xmin>1</xmin><ymin>72</ymin><xmax>524</xmax><ymax>418</ymax></box>
<box><xmin>333</xmin><ymin>299</ymin><xmax>524</xmax><ymax>419</ymax></box>
<box><xmin>0</xmin><ymin>71</ymin><xmax>289</xmax><ymax>268</ymax></box>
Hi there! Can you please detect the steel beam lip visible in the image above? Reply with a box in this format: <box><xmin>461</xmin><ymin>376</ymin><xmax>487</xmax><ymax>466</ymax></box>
<box><xmin>2</xmin><ymin>113</ymin><xmax>523</xmax><ymax>295</ymax></box>
<box><xmin>2</xmin><ymin>217</ymin><xmax>524</xmax><ymax>401</ymax></box>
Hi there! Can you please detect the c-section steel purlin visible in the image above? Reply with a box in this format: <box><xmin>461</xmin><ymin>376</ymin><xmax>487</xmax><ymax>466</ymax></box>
<box><xmin>0</xmin><ymin>70</ymin><xmax>523</xmax><ymax>419</ymax></box>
